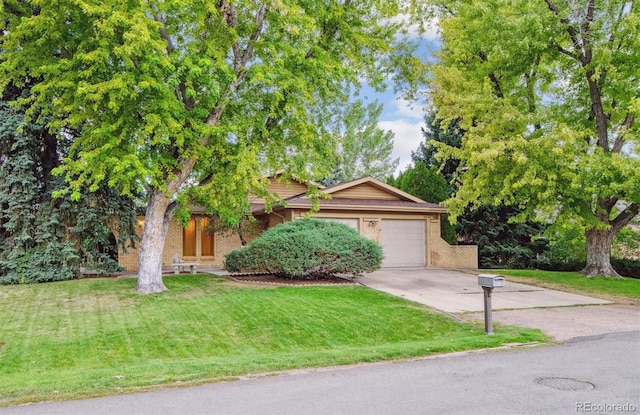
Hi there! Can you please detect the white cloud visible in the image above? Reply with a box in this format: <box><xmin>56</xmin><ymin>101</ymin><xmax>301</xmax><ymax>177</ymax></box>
<box><xmin>379</xmin><ymin>119</ymin><xmax>425</xmax><ymax>175</ymax></box>
<box><xmin>393</xmin><ymin>97</ymin><xmax>426</xmax><ymax>120</ymax></box>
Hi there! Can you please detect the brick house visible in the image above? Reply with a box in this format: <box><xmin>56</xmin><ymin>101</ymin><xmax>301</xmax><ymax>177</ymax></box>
<box><xmin>118</xmin><ymin>176</ymin><xmax>478</xmax><ymax>271</ymax></box>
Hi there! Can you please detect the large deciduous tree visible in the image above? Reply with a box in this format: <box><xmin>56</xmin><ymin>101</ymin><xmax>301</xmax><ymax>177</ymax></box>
<box><xmin>428</xmin><ymin>0</ymin><xmax>639</xmax><ymax>277</ymax></box>
<box><xmin>1</xmin><ymin>1</ymin><xmax>425</xmax><ymax>292</ymax></box>
<box><xmin>320</xmin><ymin>100</ymin><xmax>399</xmax><ymax>185</ymax></box>
<box><xmin>412</xmin><ymin>111</ymin><xmax>549</xmax><ymax>265</ymax></box>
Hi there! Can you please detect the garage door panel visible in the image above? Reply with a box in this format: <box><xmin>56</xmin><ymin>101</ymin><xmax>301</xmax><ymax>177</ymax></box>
<box><xmin>381</xmin><ymin>220</ymin><xmax>425</xmax><ymax>267</ymax></box>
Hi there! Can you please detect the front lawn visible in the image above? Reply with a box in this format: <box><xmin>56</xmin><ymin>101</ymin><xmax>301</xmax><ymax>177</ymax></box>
<box><xmin>0</xmin><ymin>275</ymin><xmax>544</xmax><ymax>406</ymax></box>
<box><xmin>493</xmin><ymin>270</ymin><xmax>640</xmax><ymax>304</ymax></box>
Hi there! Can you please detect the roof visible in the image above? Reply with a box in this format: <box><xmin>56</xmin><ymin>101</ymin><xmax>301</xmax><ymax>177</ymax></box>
<box><xmin>252</xmin><ymin>176</ymin><xmax>447</xmax><ymax>214</ymax></box>
<box><xmin>319</xmin><ymin>176</ymin><xmax>427</xmax><ymax>203</ymax></box>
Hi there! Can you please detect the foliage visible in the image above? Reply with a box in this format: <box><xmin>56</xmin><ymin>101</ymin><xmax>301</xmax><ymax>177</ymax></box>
<box><xmin>457</xmin><ymin>205</ymin><xmax>549</xmax><ymax>269</ymax></box>
<box><xmin>391</xmin><ymin>161</ymin><xmax>449</xmax><ymax>204</ymax></box>
<box><xmin>428</xmin><ymin>0</ymin><xmax>639</xmax><ymax>276</ymax></box>
<box><xmin>412</xmin><ymin>112</ymin><xmax>463</xmax><ymax>194</ymax></box>
<box><xmin>612</xmin><ymin>224</ymin><xmax>640</xmax><ymax>260</ymax></box>
<box><xmin>610</xmin><ymin>258</ymin><xmax>640</xmax><ymax>279</ymax></box>
<box><xmin>0</xmin><ymin>0</ymin><xmax>428</xmax><ymax>292</ymax></box>
<box><xmin>225</xmin><ymin>218</ymin><xmax>383</xmax><ymax>278</ymax></box>
<box><xmin>320</xmin><ymin>100</ymin><xmax>399</xmax><ymax>185</ymax></box>
<box><xmin>412</xmin><ymin>111</ymin><xmax>550</xmax><ymax>263</ymax></box>
<box><xmin>0</xmin><ymin>275</ymin><xmax>544</xmax><ymax>405</ymax></box>
<box><xmin>536</xmin><ymin>223</ymin><xmax>640</xmax><ymax>277</ymax></box>
<box><xmin>0</xmin><ymin>91</ymin><xmax>137</xmax><ymax>284</ymax></box>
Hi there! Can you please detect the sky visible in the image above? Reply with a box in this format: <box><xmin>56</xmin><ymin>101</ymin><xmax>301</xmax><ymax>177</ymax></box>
<box><xmin>365</xmin><ymin>23</ymin><xmax>441</xmax><ymax>176</ymax></box>
<box><xmin>379</xmin><ymin>96</ymin><xmax>428</xmax><ymax>175</ymax></box>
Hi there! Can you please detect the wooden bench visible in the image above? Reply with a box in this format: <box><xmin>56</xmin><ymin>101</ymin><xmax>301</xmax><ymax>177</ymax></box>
<box><xmin>173</xmin><ymin>262</ymin><xmax>199</xmax><ymax>275</ymax></box>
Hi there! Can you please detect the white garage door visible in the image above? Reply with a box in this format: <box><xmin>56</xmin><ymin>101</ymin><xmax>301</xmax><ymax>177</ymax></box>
<box><xmin>381</xmin><ymin>219</ymin><xmax>425</xmax><ymax>267</ymax></box>
<box><xmin>317</xmin><ymin>217</ymin><xmax>359</xmax><ymax>230</ymax></box>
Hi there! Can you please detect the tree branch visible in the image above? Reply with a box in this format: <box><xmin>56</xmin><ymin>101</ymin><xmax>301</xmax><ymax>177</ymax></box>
<box><xmin>207</xmin><ymin>4</ymin><xmax>269</xmax><ymax>127</ymax></box>
<box><xmin>476</xmin><ymin>51</ymin><xmax>504</xmax><ymax>98</ymax></box>
<box><xmin>150</xmin><ymin>6</ymin><xmax>175</xmax><ymax>55</ymax></box>
<box><xmin>544</xmin><ymin>0</ymin><xmax>584</xmax><ymax>62</ymax></box>
<box><xmin>612</xmin><ymin>114</ymin><xmax>634</xmax><ymax>153</ymax></box>
<box><xmin>611</xmin><ymin>202</ymin><xmax>639</xmax><ymax>234</ymax></box>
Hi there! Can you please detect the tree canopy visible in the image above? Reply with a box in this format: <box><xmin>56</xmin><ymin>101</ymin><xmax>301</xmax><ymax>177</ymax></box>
<box><xmin>427</xmin><ymin>0</ymin><xmax>639</xmax><ymax>277</ymax></box>
<box><xmin>0</xmin><ymin>85</ymin><xmax>137</xmax><ymax>284</ymax></box>
<box><xmin>320</xmin><ymin>100</ymin><xmax>399</xmax><ymax>185</ymax></box>
<box><xmin>1</xmin><ymin>1</ymin><xmax>426</xmax><ymax>292</ymax></box>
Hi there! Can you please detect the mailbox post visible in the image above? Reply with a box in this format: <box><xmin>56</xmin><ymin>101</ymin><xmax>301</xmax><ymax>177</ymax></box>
<box><xmin>477</xmin><ymin>274</ymin><xmax>505</xmax><ymax>335</ymax></box>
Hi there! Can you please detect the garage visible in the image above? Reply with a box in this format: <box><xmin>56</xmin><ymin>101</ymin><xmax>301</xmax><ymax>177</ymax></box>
<box><xmin>381</xmin><ymin>219</ymin><xmax>425</xmax><ymax>267</ymax></box>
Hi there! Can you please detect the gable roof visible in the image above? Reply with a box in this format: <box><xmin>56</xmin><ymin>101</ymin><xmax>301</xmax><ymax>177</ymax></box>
<box><xmin>252</xmin><ymin>176</ymin><xmax>447</xmax><ymax>214</ymax></box>
<box><xmin>320</xmin><ymin>176</ymin><xmax>428</xmax><ymax>203</ymax></box>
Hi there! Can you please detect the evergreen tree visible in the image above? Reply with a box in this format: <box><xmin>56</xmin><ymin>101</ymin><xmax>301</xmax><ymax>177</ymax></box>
<box><xmin>457</xmin><ymin>205</ymin><xmax>549</xmax><ymax>269</ymax></box>
<box><xmin>412</xmin><ymin>112</ymin><xmax>462</xmax><ymax>193</ymax></box>
<box><xmin>0</xmin><ymin>86</ymin><xmax>137</xmax><ymax>284</ymax></box>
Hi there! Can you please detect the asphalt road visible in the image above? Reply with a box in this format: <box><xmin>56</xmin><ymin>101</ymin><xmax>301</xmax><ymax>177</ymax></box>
<box><xmin>3</xmin><ymin>331</ymin><xmax>638</xmax><ymax>415</ymax></box>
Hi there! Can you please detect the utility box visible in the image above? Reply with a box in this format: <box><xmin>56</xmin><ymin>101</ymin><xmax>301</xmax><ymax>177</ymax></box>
<box><xmin>478</xmin><ymin>274</ymin><xmax>505</xmax><ymax>288</ymax></box>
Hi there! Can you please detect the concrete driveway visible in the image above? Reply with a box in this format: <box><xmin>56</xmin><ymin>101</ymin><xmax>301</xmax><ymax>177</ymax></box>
<box><xmin>359</xmin><ymin>268</ymin><xmax>640</xmax><ymax>341</ymax></box>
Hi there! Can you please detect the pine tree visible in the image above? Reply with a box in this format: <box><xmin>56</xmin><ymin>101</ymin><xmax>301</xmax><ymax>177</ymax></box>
<box><xmin>0</xmin><ymin>86</ymin><xmax>137</xmax><ymax>284</ymax></box>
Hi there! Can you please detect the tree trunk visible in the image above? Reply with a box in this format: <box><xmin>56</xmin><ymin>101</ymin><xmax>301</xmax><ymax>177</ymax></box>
<box><xmin>581</xmin><ymin>228</ymin><xmax>621</xmax><ymax>278</ymax></box>
<box><xmin>136</xmin><ymin>190</ymin><xmax>173</xmax><ymax>293</ymax></box>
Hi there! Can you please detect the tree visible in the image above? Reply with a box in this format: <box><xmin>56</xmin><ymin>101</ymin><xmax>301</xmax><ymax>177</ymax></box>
<box><xmin>457</xmin><ymin>205</ymin><xmax>549</xmax><ymax>269</ymax></box>
<box><xmin>320</xmin><ymin>100</ymin><xmax>399</xmax><ymax>185</ymax></box>
<box><xmin>0</xmin><ymin>85</ymin><xmax>137</xmax><ymax>284</ymax></box>
<box><xmin>412</xmin><ymin>112</ymin><xmax>462</xmax><ymax>193</ymax></box>
<box><xmin>414</xmin><ymin>110</ymin><xmax>550</xmax><ymax>267</ymax></box>
<box><xmin>1</xmin><ymin>1</ymin><xmax>426</xmax><ymax>292</ymax></box>
<box><xmin>428</xmin><ymin>0</ymin><xmax>639</xmax><ymax>277</ymax></box>
<box><xmin>392</xmin><ymin>162</ymin><xmax>448</xmax><ymax>204</ymax></box>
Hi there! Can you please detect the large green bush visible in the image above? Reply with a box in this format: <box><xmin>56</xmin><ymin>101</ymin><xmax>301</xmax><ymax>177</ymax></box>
<box><xmin>224</xmin><ymin>218</ymin><xmax>383</xmax><ymax>279</ymax></box>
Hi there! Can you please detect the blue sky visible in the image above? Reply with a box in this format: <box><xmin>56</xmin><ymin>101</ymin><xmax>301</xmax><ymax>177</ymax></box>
<box><xmin>363</xmin><ymin>25</ymin><xmax>440</xmax><ymax>176</ymax></box>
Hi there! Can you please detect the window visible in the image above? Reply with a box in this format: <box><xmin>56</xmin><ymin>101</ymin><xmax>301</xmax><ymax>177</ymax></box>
<box><xmin>201</xmin><ymin>217</ymin><xmax>214</xmax><ymax>256</ymax></box>
<box><xmin>183</xmin><ymin>218</ymin><xmax>197</xmax><ymax>257</ymax></box>
<box><xmin>183</xmin><ymin>217</ymin><xmax>215</xmax><ymax>257</ymax></box>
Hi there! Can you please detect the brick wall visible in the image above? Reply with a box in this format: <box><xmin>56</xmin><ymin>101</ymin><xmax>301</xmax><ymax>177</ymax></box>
<box><xmin>119</xmin><ymin>212</ymin><xmax>479</xmax><ymax>271</ymax></box>
<box><xmin>118</xmin><ymin>215</ymin><xmax>247</xmax><ymax>271</ymax></box>
<box><xmin>428</xmin><ymin>215</ymin><xmax>479</xmax><ymax>269</ymax></box>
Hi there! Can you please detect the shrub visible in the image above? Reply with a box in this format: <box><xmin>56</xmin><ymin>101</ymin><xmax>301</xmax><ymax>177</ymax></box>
<box><xmin>224</xmin><ymin>218</ymin><xmax>383</xmax><ymax>279</ymax></box>
<box><xmin>611</xmin><ymin>258</ymin><xmax>640</xmax><ymax>279</ymax></box>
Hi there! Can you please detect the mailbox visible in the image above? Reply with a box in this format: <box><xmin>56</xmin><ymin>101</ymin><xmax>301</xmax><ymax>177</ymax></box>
<box><xmin>478</xmin><ymin>274</ymin><xmax>505</xmax><ymax>288</ymax></box>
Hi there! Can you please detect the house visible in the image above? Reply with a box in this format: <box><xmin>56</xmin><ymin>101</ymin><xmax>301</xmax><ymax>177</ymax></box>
<box><xmin>117</xmin><ymin>176</ymin><xmax>478</xmax><ymax>271</ymax></box>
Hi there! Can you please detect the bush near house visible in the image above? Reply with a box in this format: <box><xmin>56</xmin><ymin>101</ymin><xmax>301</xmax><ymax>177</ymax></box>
<box><xmin>225</xmin><ymin>218</ymin><xmax>383</xmax><ymax>279</ymax></box>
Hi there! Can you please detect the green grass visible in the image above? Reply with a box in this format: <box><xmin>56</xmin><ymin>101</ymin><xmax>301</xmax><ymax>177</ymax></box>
<box><xmin>0</xmin><ymin>275</ymin><xmax>545</xmax><ymax>406</ymax></box>
<box><xmin>492</xmin><ymin>270</ymin><xmax>640</xmax><ymax>304</ymax></box>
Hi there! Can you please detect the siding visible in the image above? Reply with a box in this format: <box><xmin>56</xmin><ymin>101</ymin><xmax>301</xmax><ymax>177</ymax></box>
<box><xmin>250</xmin><ymin>179</ymin><xmax>309</xmax><ymax>204</ymax></box>
<box><xmin>331</xmin><ymin>183</ymin><xmax>400</xmax><ymax>200</ymax></box>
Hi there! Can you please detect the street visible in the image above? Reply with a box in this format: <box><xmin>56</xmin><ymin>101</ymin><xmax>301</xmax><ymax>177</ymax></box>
<box><xmin>2</xmin><ymin>331</ymin><xmax>638</xmax><ymax>415</ymax></box>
